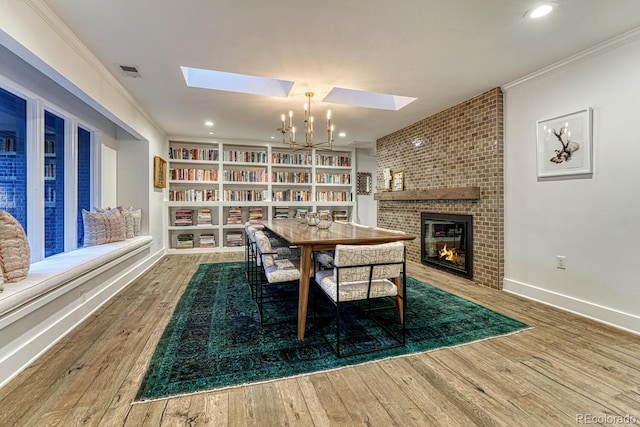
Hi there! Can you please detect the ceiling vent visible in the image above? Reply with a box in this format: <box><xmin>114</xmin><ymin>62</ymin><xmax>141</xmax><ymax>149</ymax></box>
<box><xmin>119</xmin><ymin>64</ymin><xmax>141</xmax><ymax>78</ymax></box>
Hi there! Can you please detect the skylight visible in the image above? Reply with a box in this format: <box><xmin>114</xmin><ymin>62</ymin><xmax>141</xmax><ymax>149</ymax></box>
<box><xmin>323</xmin><ymin>87</ymin><xmax>417</xmax><ymax>111</ymax></box>
<box><xmin>180</xmin><ymin>66</ymin><xmax>294</xmax><ymax>97</ymax></box>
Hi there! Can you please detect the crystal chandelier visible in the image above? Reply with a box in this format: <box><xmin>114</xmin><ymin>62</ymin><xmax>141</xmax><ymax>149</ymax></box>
<box><xmin>278</xmin><ymin>92</ymin><xmax>334</xmax><ymax>150</ymax></box>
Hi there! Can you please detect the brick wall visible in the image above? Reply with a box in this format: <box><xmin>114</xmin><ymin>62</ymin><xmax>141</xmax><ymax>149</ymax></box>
<box><xmin>377</xmin><ymin>88</ymin><xmax>504</xmax><ymax>289</ymax></box>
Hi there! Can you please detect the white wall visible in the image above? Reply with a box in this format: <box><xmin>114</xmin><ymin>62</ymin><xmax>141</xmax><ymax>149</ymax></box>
<box><xmin>503</xmin><ymin>31</ymin><xmax>640</xmax><ymax>334</ymax></box>
<box><xmin>355</xmin><ymin>148</ymin><xmax>377</xmax><ymax>227</ymax></box>
<box><xmin>0</xmin><ymin>0</ymin><xmax>167</xmax><ymax>255</ymax></box>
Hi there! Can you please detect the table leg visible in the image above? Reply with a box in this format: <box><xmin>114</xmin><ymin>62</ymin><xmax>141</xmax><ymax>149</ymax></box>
<box><xmin>298</xmin><ymin>245</ymin><xmax>313</xmax><ymax>340</ymax></box>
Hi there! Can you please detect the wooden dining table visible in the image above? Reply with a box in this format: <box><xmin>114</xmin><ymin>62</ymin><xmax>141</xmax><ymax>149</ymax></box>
<box><xmin>259</xmin><ymin>219</ymin><xmax>416</xmax><ymax>340</ymax></box>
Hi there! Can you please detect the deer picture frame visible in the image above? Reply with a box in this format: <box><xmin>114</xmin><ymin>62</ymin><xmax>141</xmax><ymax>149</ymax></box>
<box><xmin>536</xmin><ymin>108</ymin><xmax>592</xmax><ymax>178</ymax></box>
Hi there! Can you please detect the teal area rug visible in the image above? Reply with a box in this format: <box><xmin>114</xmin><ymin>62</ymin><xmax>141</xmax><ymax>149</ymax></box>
<box><xmin>135</xmin><ymin>262</ymin><xmax>528</xmax><ymax>402</ymax></box>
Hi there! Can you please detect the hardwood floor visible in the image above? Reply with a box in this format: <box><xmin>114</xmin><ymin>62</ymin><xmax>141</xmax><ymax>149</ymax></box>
<box><xmin>0</xmin><ymin>253</ymin><xmax>638</xmax><ymax>426</ymax></box>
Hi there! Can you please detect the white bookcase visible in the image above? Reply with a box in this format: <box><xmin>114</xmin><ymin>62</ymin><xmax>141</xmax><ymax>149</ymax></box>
<box><xmin>166</xmin><ymin>139</ymin><xmax>356</xmax><ymax>253</ymax></box>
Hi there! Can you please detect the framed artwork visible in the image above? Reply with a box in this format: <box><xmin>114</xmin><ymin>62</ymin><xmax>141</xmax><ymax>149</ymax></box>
<box><xmin>153</xmin><ymin>156</ymin><xmax>167</xmax><ymax>188</ymax></box>
<box><xmin>392</xmin><ymin>170</ymin><xmax>404</xmax><ymax>191</ymax></box>
<box><xmin>536</xmin><ymin>108</ymin><xmax>592</xmax><ymax>178</ymax></box>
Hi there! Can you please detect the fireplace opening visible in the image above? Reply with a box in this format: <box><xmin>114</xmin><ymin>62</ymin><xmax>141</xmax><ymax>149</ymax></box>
<box><xmin>421</xmin><ymin>212</ymin><xmax>473</xmax><ymax>279</ymax></box>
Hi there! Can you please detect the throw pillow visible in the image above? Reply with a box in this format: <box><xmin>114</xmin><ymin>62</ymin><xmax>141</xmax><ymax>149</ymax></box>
<box><xmin>118</xmin><ymin>206</ymin><xmax>134</xmax><ymax>239</ymax></box>
<box><xmin>82</xmin><ymin>209</ymin><xmax>108</xmax><ymax>246</ymax></box>
<box><xmin>103</xmin><ymin>208</ymin><xmax>126</xmax><ymax>243</ymax></box>
<box><xmin>0</xmin><ymin>210</ymin><xmax>31</xmax><ymax>283</ymax></box>
<box><xmin>131</xmin><ymin>208</ymin><xmax>142</xmax><ymax>236</ymax></box>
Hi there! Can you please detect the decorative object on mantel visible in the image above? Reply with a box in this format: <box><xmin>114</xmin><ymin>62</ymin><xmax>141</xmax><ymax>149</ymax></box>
<box><xmin>536</xmin><ymin>108</ymin><xmax>592</xmax><ymax>178</ymax></box>
<box><xmin>153</xmin><ymin>156</ymin><xmax>167</xmax><ymax>188</ymax></box>
<box><xmin>374</xmin><ymin>186</ymin><xmax>481</xmax><ymax>201</ymax></box>
<box><xmin>277</xmin><ymin>92</ymin><xmax>334</xmax><ymax>151</ymax></box>
<box><xmin>392</xmin><ymin>170</ymin><xmax>404</xmax><ymax>191</ymax></box>
<box><xmin>383</xmin><ymin>167</ymin><xmax>392</xmax><ymax>191</ymax></box>
<box><xmin>357</xmin><ymin>172</ymin><xmax>372</xmax><ymax>195</ymax></box>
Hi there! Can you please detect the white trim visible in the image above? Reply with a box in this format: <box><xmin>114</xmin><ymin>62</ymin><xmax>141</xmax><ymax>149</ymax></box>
<box><xmin>503</xmin><ymin>278</ymin><xmax>640</xmax><ymax>336</ymax></box>
<box><xmin>503</xmin><ymin>26</ymin><xmax>640</xmax><ymax>90</ymax></box>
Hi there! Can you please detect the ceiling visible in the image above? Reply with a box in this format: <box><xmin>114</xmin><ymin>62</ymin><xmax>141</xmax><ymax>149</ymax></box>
<box><xmin>41</xmin><ymin>0</ymin><xmax>640</xmax><ymax>148</ymax></box>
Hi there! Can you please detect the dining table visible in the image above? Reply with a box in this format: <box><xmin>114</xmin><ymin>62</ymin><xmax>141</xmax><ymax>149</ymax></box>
<box><xmin>259</xmin><ymin>218</ymin><xmax>416</xmax><ymax>340</ymax></box>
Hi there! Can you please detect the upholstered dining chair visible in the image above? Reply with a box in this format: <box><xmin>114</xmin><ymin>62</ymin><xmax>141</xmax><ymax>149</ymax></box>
<box><xmin>254</xmin><ymin>230</ymin><xmax>301</xmax><ymax>325</ymax></box>
<box><xmin>313</xmin><ymin>241</ymin><xmax>407</xmax><ymax>357</ymax></box>
<box><xmin>244</xmin><ymin>222</ymin><xmax>264</xmax><ymax>297</ymax></box>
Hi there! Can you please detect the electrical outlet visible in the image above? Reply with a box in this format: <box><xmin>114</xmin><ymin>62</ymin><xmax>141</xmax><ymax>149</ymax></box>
<box><xmin>557</xmin><ymin>256</ymin><xmax>566</xmax><ymax>269</ymax></box>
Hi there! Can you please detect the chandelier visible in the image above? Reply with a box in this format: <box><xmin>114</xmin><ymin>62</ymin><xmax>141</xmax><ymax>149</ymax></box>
<box><xmin>278</xmin><ymin>92</ymin><xmax>334</xmax><ymax>150</ymax></box>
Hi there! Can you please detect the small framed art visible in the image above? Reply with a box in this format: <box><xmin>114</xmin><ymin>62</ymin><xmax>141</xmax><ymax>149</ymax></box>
<box><xmin>392</xmin><ymin>170</ymin><xmax>404</xmax><ymax>191</ymax></box>
<box><xmin>153</xmin><ymin>156</ymin><xmax>167</xmax><ymax>188</ymax></box>
<box><xmin>536</xmin><ymin>108</ymin><xmax>592</xmax><ymax>178</ymax></box>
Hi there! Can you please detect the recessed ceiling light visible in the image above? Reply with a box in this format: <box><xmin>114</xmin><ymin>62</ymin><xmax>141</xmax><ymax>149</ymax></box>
<box><xmin>204</xmin><ymin>121</ymin><xmax>214</xmax><ymax>127</ymax></box>
<box><xmin>208</xmin><ymin>131</ymin><xmax>214</xmax><ymax>135</ymax></box>
<box><xmin>270</xmin><ymin>136</ymin><xmax>276</xmax><ymax>140</ymax></box>
<box><xmin>338</xmin><ymin>132</ymin><xmax>346</xmax><ymax>138</ymax></box>
<box><xmin>528</xmin><ymin>4</ymin><xmax>553</xmax><ymax>19</ymax></box>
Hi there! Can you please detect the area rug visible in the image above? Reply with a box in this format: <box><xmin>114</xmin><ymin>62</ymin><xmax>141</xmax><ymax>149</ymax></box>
<box><xmin>134</xmin><ymin>262</ymin><xmax>528</xmax><ymax>402</ymax></box>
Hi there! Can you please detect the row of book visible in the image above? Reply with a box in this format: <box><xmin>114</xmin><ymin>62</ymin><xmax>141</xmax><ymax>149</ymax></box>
<box><xmin>316</xmin><ymin>154</ymin><xmax>351</xmax><ymax>167</ymax></box>
<box><xmin>223</xmin><ymin>190</ymin><xmax>268</xmax><ymax>202</ymax></box>
<box><xmin>272</xmin><ymin>152</ymin><xmax>312</xmax><ymax>165</ymax></box>
<box><xmin>169</xmin><ymin>189</ymin><xmax>219</xmax><ymax>202</ymax></box>
<box><xmin>223</xmin><ymin>150</ymin><xmax>267</xmax><ymax>164</ymax></box>
<box><xmin>169</xmin><ymin>147</ymin><xmax>218</xmax><ymax>161</ymax></box>
<box><xmin>223</xmin><ymin>169</ymin><xmax>267</xmax><ymax>182</ymax></box>
<box><xmin>316</xmin><ymin>191</ymin><xmax>352</xmax><ymax>202</ymax></box>
<box><xmin>272</xmin><ymin>171</ymin><xmax>311</xmax><ymax>183</ymax></box>
<box><xmin>315</xmin><ymin>173</ymin><xmax>351</xmax><ymax>184</ymax></box>
<box><xmin>170</xmin><ymin>168</ymin><xmax>218</xmax><ymax>182</ymax></box>
<box><xmin>273</xmin><ymin>190</ymin><xmax>311</xmax><ymax>202</ymax></box>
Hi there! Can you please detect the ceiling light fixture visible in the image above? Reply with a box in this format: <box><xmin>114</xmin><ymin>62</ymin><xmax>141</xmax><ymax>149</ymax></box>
<box><xmin>278</xmin><ymin>92</ymin><xmax>334</xmax><ymax>150</ymax></box>
<box><xmin>528</xmin><ymin>4</ymin><xmax>553</xmax><ymax>19</ymax></box>
<box><xmin>204</xmin><ymin>121</ymin><xmax>214</xmax><ymax>127</ymax></box>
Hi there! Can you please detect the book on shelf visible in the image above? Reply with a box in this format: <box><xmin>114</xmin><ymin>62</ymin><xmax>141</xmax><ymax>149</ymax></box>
<box><xmin>273</xmin><ymin>206</ymin><xmax>289</xmax><ymax>219</ymax></box>
<box><xmin>226</xmin><ymin>231</ymin><xmax>243</xmax><ymax>247</ymax></box>
<box><xmin>226</xmin><ymin>206</ymin><xmax>242</xmax><ymax>224</ymax></box>
<box><xmin>332</xmin><ymin>210</ymin><xmax>349</xmax><ymax>222</ymax></box>
<box><xmin>174</xmin><ymin>209</ymin><xmax>193</xmax><ymax>226</ymax></box>
<box><xmin>197</xmin><ymin>209</ymin><xmax>212</xmax><ymax>225</ymax></box>
<box><xmin>176</xmin><ymin>233</ymin><xmax>194</xmax><ymax>249</ymax></box>
<box><xmin>199</xmin><ymin>233</ymin><xmax>216</xmax><ymax>248</ymax></box>
<box><xmin>248</xmin><ymin>207</ymin><xmax>263</xmax><ymax>221</ymax></box>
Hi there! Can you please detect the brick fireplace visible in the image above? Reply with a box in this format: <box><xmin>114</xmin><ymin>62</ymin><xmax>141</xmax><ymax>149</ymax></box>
<box><xmin>376</xmin><ymin>88</ymin><xmax>504</xmax><ymax>289</ymax></box>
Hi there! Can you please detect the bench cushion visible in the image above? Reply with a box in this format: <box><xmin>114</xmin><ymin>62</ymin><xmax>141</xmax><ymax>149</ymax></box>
<box><xmin>0</xmin><ymin>236</ymin><xmax>152</xmax><ymax>317</ymax></box>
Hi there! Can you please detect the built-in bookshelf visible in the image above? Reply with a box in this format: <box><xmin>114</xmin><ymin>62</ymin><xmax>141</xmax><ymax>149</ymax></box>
<box><xmin>165</xmin><ymin>139</ymin><xmax>356</xmax><ymax>253</ymax></box>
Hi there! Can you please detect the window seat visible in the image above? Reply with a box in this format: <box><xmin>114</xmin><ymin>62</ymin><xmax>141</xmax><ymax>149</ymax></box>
<box><xmin>0</xmin><ymin>235</ymin><xmax>157</xmax><ymax>389</ymax></box>
<box><xmin>0</xmin><ymin>236</ymin><xmax>152</xmax><ymax>317</ymax></box>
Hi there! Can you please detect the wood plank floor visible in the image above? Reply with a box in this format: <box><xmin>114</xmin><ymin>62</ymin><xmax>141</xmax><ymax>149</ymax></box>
<box><xmin>1</xmin><ymin>252</ymin><xmax>638</xmax><ymax>426</ymax></box>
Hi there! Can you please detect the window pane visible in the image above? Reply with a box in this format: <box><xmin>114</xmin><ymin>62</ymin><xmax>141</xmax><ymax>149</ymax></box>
<box><xmin>77</xmin><ymin>127</ymin><xmax>91</xmax><ymax>247</ymax></box>
<box><xmin>44</xmin><ymin>111</ymin><xmax>65</xmax><ymax>257</ymax></box>
<box><xmin>0</xmin><ymin>87</ymin><xmax>27</xmax><ymax>231</ymax></box>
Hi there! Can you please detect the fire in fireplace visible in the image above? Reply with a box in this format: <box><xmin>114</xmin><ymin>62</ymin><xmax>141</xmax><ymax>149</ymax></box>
<box><xmin>421</xmin><ymin>212</ymin><xmax>473</xmax><ymax>278</ymax></box>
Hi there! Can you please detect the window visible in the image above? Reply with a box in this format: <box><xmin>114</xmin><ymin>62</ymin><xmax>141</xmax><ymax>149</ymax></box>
<box><xmin>0</xmin><ymin>87</ymin><xmax>27</xmax><ymax>232</ymax></box>
<box><xmin>77</xmin><ymin>127</ymin><xmax>92</xmax><ymax>248</ymax></box>
<box><xmin>0</xmin><ymin>76</ymin><xmax>98</xmax><ymax>261</ymax></box>
<box><xmin>44</xmin><ymin>111</ymin><xmax>66</xmax><ymax>257</ymax></box>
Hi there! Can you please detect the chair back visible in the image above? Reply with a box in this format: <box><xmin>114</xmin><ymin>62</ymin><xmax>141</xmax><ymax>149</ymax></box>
<box><xmin>254</xmin><ymin>230</ymin><xmax>275</xmax><ymax>267</ymax></box>
<box><xmin>333</xmin><ymin>241</ymin><xmax>404</xmax><ymax>283</ymax></box>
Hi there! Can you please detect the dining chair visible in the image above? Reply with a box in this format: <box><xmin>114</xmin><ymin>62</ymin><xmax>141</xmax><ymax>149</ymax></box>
<box><xmin>254</xmin><ymin>230</ymin><xmax>301</xmax><ymax>325</ymax></box>
<box><xmin>313</xmin><ymin>241</ymin><xmax>406</xmax><ymax>357</ymax></box>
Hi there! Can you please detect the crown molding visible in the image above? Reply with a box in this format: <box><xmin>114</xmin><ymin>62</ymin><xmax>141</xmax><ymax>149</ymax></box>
<box><xmin>503</xmin><ymin>26</ymin><xmax>640</xmax><ymax>90</ymax></box>
<box><xmin>22</xmin><ymin>0</ymin><xmax>163</xmax><ymax>136</ymax></box>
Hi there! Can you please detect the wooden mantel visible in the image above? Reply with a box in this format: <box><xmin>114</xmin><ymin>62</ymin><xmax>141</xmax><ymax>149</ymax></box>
<box><xmin>374</xmin><ymin>186</ymin><xmax>480</xmax><ymax>201</ymax></box>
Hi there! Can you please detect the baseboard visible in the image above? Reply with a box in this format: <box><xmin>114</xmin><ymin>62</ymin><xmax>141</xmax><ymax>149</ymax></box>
<box><xmin>0</xmin><ymin>248</ymin><xmax>164</xmax><ymax>389</ymax></box>
<box><xmin>503</xmin><ymin>278</ymin><xmax>640</xmax><ymax>336</ymax></box>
